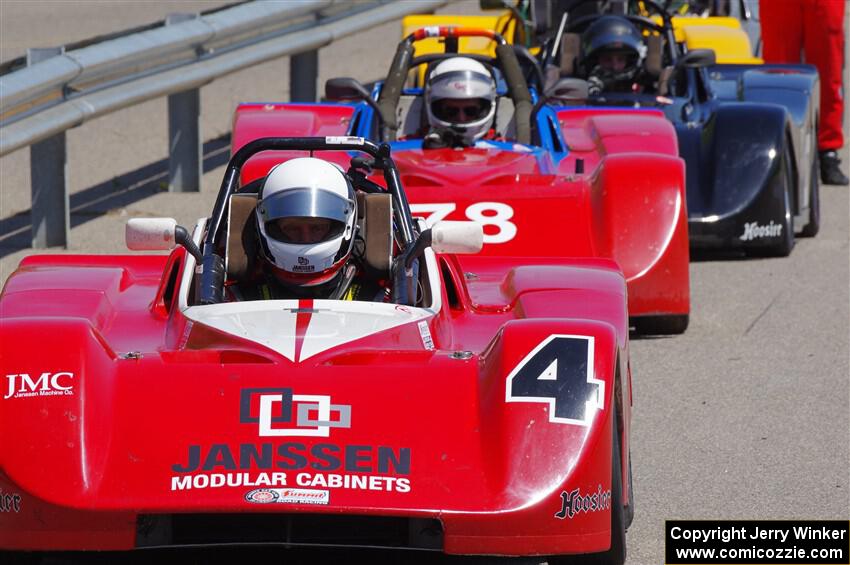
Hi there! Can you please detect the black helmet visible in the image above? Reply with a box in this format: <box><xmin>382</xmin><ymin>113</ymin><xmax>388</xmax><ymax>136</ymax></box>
<box><xmin>581</xmin><ymin>16</ymin><xmax>646</xmax><ymax>86</ymax></box>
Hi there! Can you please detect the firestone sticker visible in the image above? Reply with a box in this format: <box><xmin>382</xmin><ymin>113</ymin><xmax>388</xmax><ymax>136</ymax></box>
<box><xmin>245</xmin><ymin>488</ymin><xmax>329</xmax><ymax>505</ymax></box>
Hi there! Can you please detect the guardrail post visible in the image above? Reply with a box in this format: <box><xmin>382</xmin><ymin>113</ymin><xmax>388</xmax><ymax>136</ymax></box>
<box><xmin>290</xmin><ymin>14</ymin><xmax>319</xmax><ymax>103</ymax></box>
<box><xmin>28</xmin><ymin>47</ymin><xmax>69</xmax><ymax>248</ymax></box>
<box><xmin>290</xmin><ymin>50</ymin><xmax>318</xmax><ymax>102</ymax></box>
<box><xmin>167</xmin><ymin>13</ymin><xmax>201</xmax><ymax>192</ymax></box>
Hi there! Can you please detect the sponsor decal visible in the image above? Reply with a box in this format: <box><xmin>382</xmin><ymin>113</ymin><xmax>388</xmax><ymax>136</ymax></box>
<box><xmin>506</xmin><ymin>335</ymin><xmax>603</xmax><ymax>427</ymax></box>
<box><xmin>169</xmin><ymin>389</ymin><xmax>412</xmax><ymax>494</ymax></box>
<box><xmin>555</xmin><ymin>485</ymin><xmax>611</xmax><ymax>520</ymax></box>
<box><xmin>4</xmin><ymin>372</ymin><xmax>74</xmax><ymax>399</ymax></box>
<box><xmin>240</xmin><ymin>388</ymin><xmax>351</xmax><ymax>438</ymax></box>
<box><xmin>245</xmin><ymin>488</ymin><xmax>279</xmax><ymax>503</ymax></box>
<box><xmin>418</xmin><ymin>320</ymin><xmax>435</xmax><ymax>351</ymax></box>
<box><xmin>739</xmin><ymin>221</ymin><xmax>783</xmax><ymax>241</ymax></box>
<box><xmin>297</xmin><ymin>256</ymin><xmax>309</xmax><ymax>265</ymax></box>
<box><xmin>325</xmin><ymin>136</ymin><xmax>364</xmax><ymax>145</ymax></box>
<box><xmin>245</xmin><ymin>487</ymin><xmax>329</xmax><ymax>505</ymax></box>
<box><xmin>0</xmin><ymin>489</ymin><xmax>21</xmax><ymax>513</ymax></box>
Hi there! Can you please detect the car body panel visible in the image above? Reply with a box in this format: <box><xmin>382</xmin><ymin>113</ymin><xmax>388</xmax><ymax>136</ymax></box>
<box><xmin>411</xmin><ymin>6</ymin><xmax>816</xmax><ymax>254</ymax></box>
<box><xmin>1</xmin><ymin>251</ymin><xmax>629</xmax><ymax>555</ymax></box>
<box><xmin>656</xmin><ymin>15</ymin><xmax>762</xmax><ymax>63</ymax></box>
<box><xmin>231</xmin><ymin>102</ymin><xmax>690</xmax><ymax>320</ymax></box>
<box><xmin>1</xmin><ymin>138</ymin><xmax>633</xmax><ymax>558</ymax></box>
<box><xmin>679</xmin><ymin>63</ymin><xmax>819</xmax><ymax>249</ymax></box>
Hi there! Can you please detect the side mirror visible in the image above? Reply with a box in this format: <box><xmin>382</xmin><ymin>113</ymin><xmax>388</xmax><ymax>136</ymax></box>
<box><xmin>325</xmin><ymin>77</ymin><xmax>382</xmax><ymax>121</ymax></box>
<box><xmin>545</xmin><ymin>77</ymin><xmax>589</xmax><ymax>102</ymax></box>
<box><xmin>325</xmin><ymin>77</ymin><xmax>372</xmax><ymax>103</ymax></box>
<box><xmin>126</xmin><ymin>218</ymin><xmax>177</xmax><ymax>251</ymax></box>
<box><xmin>126</xmin><ymin>218</ymin><xmax>202</xmax><ymax>261</ymax></box>
<box><xmin>678</xmin><ymin>49</ymin><xmax>716</xmax><ymax>69</ymax></box>
<box><xmin>479</xmin><ymin>0</ymin><xmax>508</xmax><ymax>9</ymax></box>
<box><xmin>430</xmin><ymin>221</ymin><xmax>484</xmax><ymax>254</ymax></box>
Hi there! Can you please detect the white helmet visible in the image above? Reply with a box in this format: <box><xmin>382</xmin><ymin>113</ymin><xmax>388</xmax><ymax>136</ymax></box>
<box><xmin>255</xmin><ymin>157</ymin><xmax>356</xmax><ymax>287</ymax></box>
<box><xmin>425</xmin><ymin>57</ymin><xmax>497</xmax><ymax>145</ymax></box>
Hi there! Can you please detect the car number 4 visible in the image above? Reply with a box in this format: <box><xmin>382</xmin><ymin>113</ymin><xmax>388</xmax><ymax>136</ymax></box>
<box><xmin>505</xmin><ymin>335</ymin><xmax>604</xmax><ymax>427</ymax></box>
<box><xmin>409</xmin><ymin>202</ymin><xmax>517</xmax><ymax>244</ymax></box>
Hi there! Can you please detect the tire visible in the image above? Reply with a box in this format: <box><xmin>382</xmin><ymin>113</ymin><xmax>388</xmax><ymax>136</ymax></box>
<box><xmin>748</xmin><ymin>146</ymin><xmax>795</xmax><ymax>257</ymax></box>
<box><xmin>768</xmin><ymin>174</ymin><xmax>795</xmax><ymax>256</ymax></box>
<box><xmin>623</xmin><ymin>454</ymin><xmax>634</xmax><ymax>531</ymax></box>
<box><xmin>595</xmin><ymin>420</ymin><xmax>627</xmax><ymax>565</ymax></box>
<box><xmin>631</xmin><ymin>314</ymin><xmax>689</xmax><ymax>336</ymax></box>
<box><xmin>548</xmin><ymin>418</ymin><xmax>627</xmax><ymax>565</ymax></box>
<box><xmin>800</xmin><ymin>151</ymin><xmax>820</xmax><ymax>237</ymax></box>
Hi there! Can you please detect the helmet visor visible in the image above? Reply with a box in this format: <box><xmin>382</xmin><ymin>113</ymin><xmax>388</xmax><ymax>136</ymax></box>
<box><xmin>432</xmin><ymin>99</ymin><xmax>492</xmax><ymax>123</ymax></box>
<box><xmin>265</xmin><ymin>217</ymin><xmax>345</xmax><ymax>244</ymax></box>
<box><xmin>258</xmin><ymin>187</ymin><xmax>352</xmax><ymax>243</ymax></box>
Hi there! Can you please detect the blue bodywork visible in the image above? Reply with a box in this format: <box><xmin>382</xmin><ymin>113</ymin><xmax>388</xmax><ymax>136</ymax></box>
<box><xmin>345</xmin><ymin>83</ymin><xmax>571</xmax><ymax>166</ymax></box>
<box><xmin>596</xmin><ymin>61</ymin><xmax>820</xmax><ymax>255</ymax></box>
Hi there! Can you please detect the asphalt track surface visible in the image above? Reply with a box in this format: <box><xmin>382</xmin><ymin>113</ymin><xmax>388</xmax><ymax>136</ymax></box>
<box><xmin>0</xmin><ymin>2</ymin><xmax>848</xmax><ymax>564</ymax></box>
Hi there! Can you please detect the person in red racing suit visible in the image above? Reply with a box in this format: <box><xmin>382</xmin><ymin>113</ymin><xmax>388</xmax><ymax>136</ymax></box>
<box><xmin>760</xmin><ymin>0</ymin><xmax>848</xmax><ymax>185</ymax></box>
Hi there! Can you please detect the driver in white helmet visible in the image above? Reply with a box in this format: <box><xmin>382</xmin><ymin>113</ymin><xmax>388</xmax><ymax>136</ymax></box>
<box><xmin>227</xmin><ymin>157</ymin><xmax>386</xmax><ymax>301</ymax></box>
<box><xmin>422</xmin><ymin>57</ymin><xmax>498</xmax><ymax>148</ymax></box>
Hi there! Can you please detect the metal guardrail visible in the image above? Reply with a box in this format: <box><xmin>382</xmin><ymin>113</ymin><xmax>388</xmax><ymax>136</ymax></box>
<box><xmin>0</xmin><ymin>0</ymin><xmax>448</xmax><ymax>247</ymax></box>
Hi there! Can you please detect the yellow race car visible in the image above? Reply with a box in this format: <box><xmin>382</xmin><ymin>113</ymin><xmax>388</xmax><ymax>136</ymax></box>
<box><xmin>403</xmin><ymin>0</ymin><xmax>761</xmax><ymax>64</ymax></box>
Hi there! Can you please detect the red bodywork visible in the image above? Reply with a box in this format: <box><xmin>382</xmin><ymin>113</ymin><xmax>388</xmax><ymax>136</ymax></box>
<box><xmin>1</xmin><ymin>241</ymin><xmax>632</xmax><ymax>556</ymax></box>
<box><xmin>232</xmin><ymin>103</ymin><xmax>690</xmax><ymax>322</ymax></box>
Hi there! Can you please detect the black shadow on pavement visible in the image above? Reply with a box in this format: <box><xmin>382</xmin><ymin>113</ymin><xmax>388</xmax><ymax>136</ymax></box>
<box><xmin>0</xmin><ymin>134</ymin><xmax>231</xmax><ymax>259</ymax></box>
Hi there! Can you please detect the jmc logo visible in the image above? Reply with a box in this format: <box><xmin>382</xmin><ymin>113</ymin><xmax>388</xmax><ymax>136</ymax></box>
<box><xmin>240</xmin><ymin>388</ymin><xmax>351</xmax><ymax>437</ymax></box>
<box><xmin>4</xmin><ymin>372</ymin><xmax>74</xmax><ymax>399</ymax></box>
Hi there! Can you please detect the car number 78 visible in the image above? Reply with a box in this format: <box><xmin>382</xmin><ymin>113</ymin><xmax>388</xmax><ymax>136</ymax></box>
<box><xmin>409</xmin><ymin>202</ymin><xmax>517</xmax><ymax>244</ymax></box>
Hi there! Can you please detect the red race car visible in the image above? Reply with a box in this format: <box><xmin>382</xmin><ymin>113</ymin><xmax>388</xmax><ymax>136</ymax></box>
<box><xmin>232</xmin><ymin>27</ymin><xmax>690</xmax><ymax>334</ymax></box>
<box><xmin>1</xmin><ymin>137</ymin><xmax>633</xmax><ymax>563</ymax></box>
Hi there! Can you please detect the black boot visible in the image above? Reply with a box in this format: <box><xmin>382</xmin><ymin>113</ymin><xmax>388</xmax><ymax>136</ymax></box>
<box><xmin>820</xmin><ymin>150</ymin><xmax>850</xmax><ymax>185</ymax></box>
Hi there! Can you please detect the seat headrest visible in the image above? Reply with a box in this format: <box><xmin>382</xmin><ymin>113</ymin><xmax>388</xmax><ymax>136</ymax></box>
<box><xmin>645</xmin><ymin>34</ymin><xmax>663</xmax><ymax>78</ymax></box>
<box><xmin>226</xmin><ymin>193</ymin><xmax>259</xmax><ymax>281</ymax></box>
<box><xmin>355</xmin><ymin>192</ymin><xmax>393</xmax><ymax>279</ymax></box>
<box><xmin>559</xmin><ymin>32</ymin><xmax>582</xmax><ymax>77</ymax></box>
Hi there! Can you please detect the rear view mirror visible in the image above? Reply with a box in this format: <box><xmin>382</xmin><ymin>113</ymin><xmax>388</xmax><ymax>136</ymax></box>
<box><xmin>126</xmin><ymin>218</ymin><xmax>177</xmax><ymax>251</ymax></box>
<box><xmin>679</xmin><ymin>49</ymin><xmax>717</xmax><ymax>69</ymax></box>
<box><xmin>545</xmin><ymin>77</ymin><xmax>589</xmax><ymax>102</ymax></box>
<box><xmin>325</xmin><ymin>77</ymin><xmax>383</xmax><ymax>121</ymax></box>
<box><xmin>430</xmin><ymin>221</ymin><xmax>484</xmax><ymax>254</ymax></box>
<box><xmin>325</xmin><ymin>77</ymin><xmax>372</xmax><ymax>103</ymax></box>
<box><xmin>126</xmin><ymin>218</ymin><xmax>202</xmax><ymax>260</ymax></box>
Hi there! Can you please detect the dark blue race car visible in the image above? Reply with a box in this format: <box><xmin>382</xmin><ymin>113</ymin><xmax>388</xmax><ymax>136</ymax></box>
<box><xmin>543</xmin><ymin>0</ymin><xmax>819</xmax><ymax>257</ymax></box>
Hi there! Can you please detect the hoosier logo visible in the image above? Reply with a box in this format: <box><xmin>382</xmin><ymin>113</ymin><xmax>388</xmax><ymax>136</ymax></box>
<box><xmin>739</xmin><ymin>221</ymin><xmax>783</xmax><ymax>241</ymax></box>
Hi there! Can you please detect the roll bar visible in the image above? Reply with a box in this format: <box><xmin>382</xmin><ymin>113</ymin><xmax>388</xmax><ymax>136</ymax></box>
<box><xmin>376</xmin><ymin>26</ymin><xmax>533</xmax><ymax>144</ymax></box>
<box><xmin>198</xmin><ymin>136</ymin><xmax>417</xmax><ymax>304</ymax></box>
